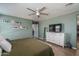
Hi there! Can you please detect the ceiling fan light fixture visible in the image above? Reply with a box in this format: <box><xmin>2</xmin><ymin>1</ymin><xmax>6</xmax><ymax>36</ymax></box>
<box><xmin>36</xmin><ymin>12</ymin><xmax>40</xmax><ymax>15</ymax></box>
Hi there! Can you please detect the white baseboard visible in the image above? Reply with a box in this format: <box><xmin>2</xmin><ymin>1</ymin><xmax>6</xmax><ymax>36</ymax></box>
<box><xmin>72</xmin><ymin>47</ymin><xmax>77</xmax><ymax>50</ymax></box>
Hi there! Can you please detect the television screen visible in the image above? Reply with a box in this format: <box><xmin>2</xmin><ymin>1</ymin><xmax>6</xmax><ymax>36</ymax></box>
<box><xmin>49</xmin><ymin>24</ymin><xmax>62</xmax><ymax>32</ymax></box>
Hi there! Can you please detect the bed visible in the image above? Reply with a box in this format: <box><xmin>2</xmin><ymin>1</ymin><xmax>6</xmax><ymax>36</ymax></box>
<box><xmin>6</xmin><ymin>38</ymin><xmax>54</xmax><ymax>56</ymax></box>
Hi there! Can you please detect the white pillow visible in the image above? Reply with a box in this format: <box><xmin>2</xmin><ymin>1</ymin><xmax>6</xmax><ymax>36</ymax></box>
<box><xmin>0</xmin><ymin>35</ymin><xmax>12</xmax><ymax>52</ymax></box>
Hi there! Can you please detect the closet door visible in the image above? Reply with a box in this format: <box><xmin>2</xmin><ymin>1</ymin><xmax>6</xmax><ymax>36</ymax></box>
<box><xmin>32</xmin><ymin>24</ymin><xmax>38</xmax><ymax>38</ymax></box>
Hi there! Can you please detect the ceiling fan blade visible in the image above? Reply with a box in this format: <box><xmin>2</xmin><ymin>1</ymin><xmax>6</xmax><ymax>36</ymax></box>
<box><xmin>40</xmin><ymin>13</ymin><xmax>48</xmax><ymax>15</ymax></box>
<box><xmin>27</xmin><ymin>8</ymin><xmax>36</xmax><ymax>12</ymax></box>
<box><xmin>65</xmin><ymin>3</ymin><xmax>74</xmax><ymax>6</ymax></box>
<box><xmin>28</xmin><ymin>13</ymin><xmax>36</xmax><ymax>16</ymax></box>
<box><xmin>39</xmin><ymin>7</ymin><xmax>46</xmax><ymax>11</ymax></box>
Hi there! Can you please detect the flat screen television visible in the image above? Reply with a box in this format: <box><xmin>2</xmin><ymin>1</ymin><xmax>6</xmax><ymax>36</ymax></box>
<box><xmin>49</xmin><ymin>24</ymin><xmax>62</xmax><ymax>32</ymax></box>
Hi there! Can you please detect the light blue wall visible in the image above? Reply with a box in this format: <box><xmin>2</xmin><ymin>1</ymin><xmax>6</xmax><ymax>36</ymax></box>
<box><xmin>0</xmin><ymin>14</ymin><xmax>32</xmax><ymax>40</ymax></box>
<box><xmin>39</xmin><ymin>11</ymin><xmax>79</xmax><ymax>48</ymax></box>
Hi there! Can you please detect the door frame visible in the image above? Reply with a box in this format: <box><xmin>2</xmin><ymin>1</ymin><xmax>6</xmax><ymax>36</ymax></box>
<box><xmin>76</xmin><ymin>14</ymin><xmax>79</xmax><ymax>49</ymax></box>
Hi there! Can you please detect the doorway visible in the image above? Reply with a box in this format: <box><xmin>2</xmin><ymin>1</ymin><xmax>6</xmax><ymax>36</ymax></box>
<box><xmin>77</xmin><ymin>15</ymin><xmax>79</xmax><ymax>49</ymax></box>
<box><xmin>32</xmin><ymin>21</ymin><xmax>39</xmax><ymax>38</ymax></box>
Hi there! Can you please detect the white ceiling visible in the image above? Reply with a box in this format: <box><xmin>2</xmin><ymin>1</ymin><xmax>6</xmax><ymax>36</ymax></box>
<box><xmin>0</xmin><ymin>3</ymin><xmax>79</xmax><ymax>21</ymax></box>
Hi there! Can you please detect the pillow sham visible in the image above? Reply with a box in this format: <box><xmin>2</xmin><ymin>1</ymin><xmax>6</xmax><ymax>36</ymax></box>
<box><xmin>0</xmin><ymin>35</ymin><xmax>12</xmax><ymax>52</ymax></box>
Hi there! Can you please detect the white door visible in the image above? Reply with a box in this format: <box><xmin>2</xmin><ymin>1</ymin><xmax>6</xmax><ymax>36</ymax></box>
<box><xmin>32</xmin><ymin>24</ymin><xmax>38</xmax><ymax>38</ymax></box>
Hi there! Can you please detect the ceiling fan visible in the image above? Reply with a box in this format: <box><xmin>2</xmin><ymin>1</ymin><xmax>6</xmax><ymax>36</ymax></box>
<box><xmin>27</xmin><ymin>7</ymin><xmax>48</xmax><ymax>18</ymax></box>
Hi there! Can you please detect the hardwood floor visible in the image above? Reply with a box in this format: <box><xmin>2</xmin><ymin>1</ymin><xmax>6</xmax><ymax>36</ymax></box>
<box><xmin>39</xmin><ymin>40</ymin><xmax>79</xmax><ymax>56</ymax></box>
<box><xmin>48</xmin><ymin>43</ymin><xmax>77</xmax><ymax>56</ymax></box>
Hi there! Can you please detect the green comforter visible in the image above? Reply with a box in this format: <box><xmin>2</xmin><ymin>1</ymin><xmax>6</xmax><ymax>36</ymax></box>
<box><xmin>8</xmin><ymin>38</ymin><xmax>54</xmax><ymax>56</ymax></box>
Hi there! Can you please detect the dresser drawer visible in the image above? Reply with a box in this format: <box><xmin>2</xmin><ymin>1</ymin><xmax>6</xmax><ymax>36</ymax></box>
<box><xmin>59</xmin><ymin>41</ymin><xmax>64</xmax><ymax>47</ymax></box>
<box><xmin>46</xmin><ymin>32</ymin><xmax>65</xmax><ymax>47</ymax></box>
